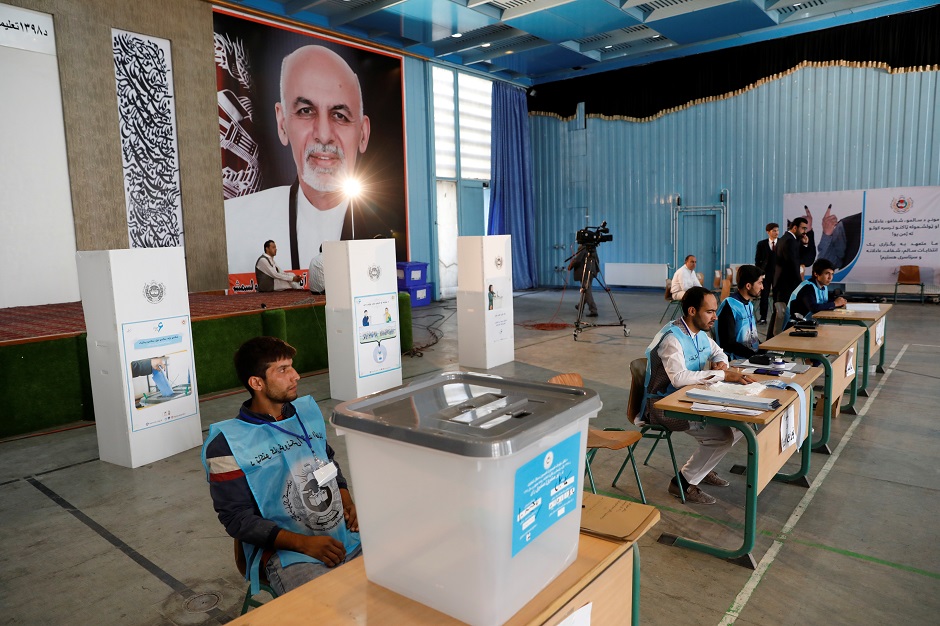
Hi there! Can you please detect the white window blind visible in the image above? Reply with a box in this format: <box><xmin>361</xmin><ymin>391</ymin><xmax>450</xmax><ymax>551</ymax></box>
<box><xmin>457</xmin><ymin>73</ymin><xmax>492</xmax><ymax>181</ymax></box>
<box><xmin>433</xmin><ymin>67</ymin><xmax>492</xmax><ymax>181</ymax></box>
<box><xmin>432</xmin><ymin>66</ymin><xmax>456</xmax><ymax>179</ymax></box>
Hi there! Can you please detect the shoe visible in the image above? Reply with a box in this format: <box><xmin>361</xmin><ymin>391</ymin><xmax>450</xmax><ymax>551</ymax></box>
<box><xmin>574</xmin><ymin>305</ymin><xmax>581</xmax><ymax>311</ymax></box>
<box><xmin>701</xmin><ymin>471</ymin><xmax>730</xmax><ymax>487</ymax></box>
<box><xmin>586</xmin><ymin>312</ymin><xmax>598</xmax><ymax>317</ymax></box>
<box><xmin>668</xmin><ymin>480</ymin><xmax>717</xmax><ymax>504</ymax></box>
<box><xmin>758</xmin><ymin>318</ymin><xmax>767</xmax><ymax>325</ymax></box>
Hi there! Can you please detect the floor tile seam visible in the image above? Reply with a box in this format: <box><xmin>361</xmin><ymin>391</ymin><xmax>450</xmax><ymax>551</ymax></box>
<box><xmin>25</xmin><ymin>476</ymin><xmax>192</xmax><ymax>597</ymax></box>
<box><xmin>2</xmin><ymin>457</ymin><xmax>102</xmax><ymax>485</ymax></box>
<box><xmin>593</xmin><ymin>488</ymin><xmax>779</xmax><ymax>538</ymax></box>
<box><xmin>718</xmin><ymin>343</ymin><xmax>909</xmax><ymax>626</ymax></box>
<box><xmin>785</xmin><ymin>537</ymin><xmax>940</xmax><ymax>580</ymax></box>
<box><xmin>806</xmin><ymin>466</ymin><xmax>940</xmax><ymax>493</ymax></box>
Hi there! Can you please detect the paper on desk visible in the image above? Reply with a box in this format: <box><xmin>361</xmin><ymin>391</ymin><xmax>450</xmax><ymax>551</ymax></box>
<box><xmin>847</xmin><ymin>303</ymin><xmax>881</xmax><ymax>312</ymax></box>
<box><xmin>875</xmin><ymin>317</ymin><xmax>885</xmax><ymax>346</ymax></box>
<box><xmin>691</xmin><ymin>402</ymin><xmax>763</xmax><ymax>416</ymax></box>
<box><xmin>558</xmin><ymin>603</ymin><xmax>592</xmax><ymax>626</ymax></box>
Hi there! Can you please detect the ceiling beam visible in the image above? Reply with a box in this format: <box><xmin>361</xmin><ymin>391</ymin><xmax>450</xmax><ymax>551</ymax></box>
<box><xmin>431</xmin><ymin>26</ymin><xmax>524</xmax><ymax>56</ymax></box>
<box><xmin>328</xmin><ymin>0</ymin><xmax>407</xmax><ymax>27</ymax></box>
<box><xmin>283</xmin><ymin>0</ymin><xmax>332</xmax><ymax>17</ymax></box>
<box><xmin>501</xmin><ymin>0</ymin><xmax>578</xmax><ymax>21</ymax></box>
<box><xmin>575</xmin><ymin>28</ymin><xmax>660</xmax><ymax>53</ymax></box>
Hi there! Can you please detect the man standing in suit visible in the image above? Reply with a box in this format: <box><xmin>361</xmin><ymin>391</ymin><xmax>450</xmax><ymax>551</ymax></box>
<box><xmin>754</xmin><ymin>223</ymin><xmax>779</xmax><ymax>325</ymax></box>
<box><xmin>774</xmin><ymin>210</ymin><xmax>817</xmax><ymax>305</ymax></box>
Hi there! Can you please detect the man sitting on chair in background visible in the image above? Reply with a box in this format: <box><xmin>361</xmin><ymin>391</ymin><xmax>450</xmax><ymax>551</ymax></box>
<box><xmin>671</xmin><ymin>255</ymin><xmax>702</xmax><ymax>301</ymax></box>
<box><xmin>716</xmin><ymin>264</ymin><xmax>764</xmax><ymax>361</ymax></box>
<box><xmin>256</xmin><ymin>240</ymin><xmax>302</xmax><ymax>292</ymax></box>
<box><xmin>642</xmin><ymin>287</ymin><xmax>755</xmax><ymax>504</ymax></box>
<box><xmin>785</xmin><ymin>258</ymin><xmax>847</xmax><ymax>327</ymax></box>
<box><xmin>202</xmin><ymin>337</ymin><xmax>361</xmax><ymax>595</ymax></box>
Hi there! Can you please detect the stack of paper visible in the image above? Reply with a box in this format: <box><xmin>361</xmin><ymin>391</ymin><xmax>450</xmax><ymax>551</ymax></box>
<box><xmin>686</xmin><ymin>388</ymin><xmax>780</xmax><ymax>411</ymax></box>
<box><xmin>691</xmin><ymin>402</ymin><xmax>763</xmax><ymax>416</ymax></box>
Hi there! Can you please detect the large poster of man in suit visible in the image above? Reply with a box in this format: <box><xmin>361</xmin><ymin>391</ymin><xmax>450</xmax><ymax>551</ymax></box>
<box><xmin>213</xmin><ymin>9</ymin><xmax>408</xmax><ymax>292</ymax></box>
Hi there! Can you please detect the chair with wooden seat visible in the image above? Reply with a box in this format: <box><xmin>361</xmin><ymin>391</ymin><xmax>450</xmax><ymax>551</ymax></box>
<box><xmin>894</xmin><ymin>265</ymin><xmax>925</xmax><ymax>303</ymax></box>
<box><xmin>234</xmin><ymin>539</ymin><xmax>278</xmax><ymax>614</ymax></box>
<box><xmin>767</xmin><ymin>301</ymin><xmax>788</xmax><ymax>340</ymax></box>
<box><xmin>547</xmin><ymin>373</ymin><xmax>645</xmax><ymax>502</ymax></box>
<box><xmin>619</xmin><ymin>358</ymin><xmax>685</xmax><ymax>503</ymax></box>
<box><xmin>718</xmin><ymin>276</ymin><xmax>732</xmax><ymax>302</ymax></box>
<box><xmin>660</xmin><ymin>280</ymin><xmax>681</xmax><ymax>323</ymax></box>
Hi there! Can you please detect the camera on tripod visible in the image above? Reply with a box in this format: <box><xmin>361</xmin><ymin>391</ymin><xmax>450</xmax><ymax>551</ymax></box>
<box><xmin>576</xmin><ymin>221</ymin><xmax>613</xmax><ymax>246</ymax></box>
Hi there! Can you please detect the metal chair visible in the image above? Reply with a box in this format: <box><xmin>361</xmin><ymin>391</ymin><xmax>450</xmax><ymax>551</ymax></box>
<box><xmin>234</xmin><ymin>539</ymin><xmax>278</xmax><ymax>614</ymax></box>
<box><xmin>660</xmin><ymin>280</ymin><xmax>681</xmax><ymax>323</ymax></box>
<box><xmin>894</xmin><ymin>265</ymin><xmax>925</xmax><ymax>303</ymax></box>
<box><xmin>718</xmin><ymin>276</ymin><xmax>732</xmax><ymax>302</ymax></box>
<box><xmin>767</xmin><ymin>301</ymin><xmax>788</xmax><ymax>340</ymax></box>
<box><xmin>621</xmin><ymin>358</ymin><xmax>685</xmax><ymax>503</ymax></box>
<box><xmin>547</xmin><ymin>373</ymin><xmax>644</xmax><ymax>502</ymax></box>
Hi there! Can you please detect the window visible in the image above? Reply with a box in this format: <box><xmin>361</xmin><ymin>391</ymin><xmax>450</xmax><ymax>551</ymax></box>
<box><xmin>432</xmin><ymin>67</ymin><xmax>492</xmax><ymax>180</ymax></box>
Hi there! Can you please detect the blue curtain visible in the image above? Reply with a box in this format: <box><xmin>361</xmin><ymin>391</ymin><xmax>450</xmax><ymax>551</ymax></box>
<box><xmin>488</xmin><ymin>82</ymin><xmax>538</xmax><ymax>289</ymax></box>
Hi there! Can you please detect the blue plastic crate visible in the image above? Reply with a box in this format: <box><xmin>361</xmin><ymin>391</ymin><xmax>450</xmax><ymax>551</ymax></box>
<box><xmin>397</xmin><ymin>261</ymin><xmax>428</xmax><ymax>289</ymax></box>
<box><xmin>402</xmin><ymin>282</ymin><xmax>433</xmax><ymax>308</ymax></box>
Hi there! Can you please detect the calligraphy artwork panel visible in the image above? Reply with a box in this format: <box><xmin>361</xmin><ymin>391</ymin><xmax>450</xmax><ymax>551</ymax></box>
<box><xmin>113</xmin><ymin>29</ymin><xmax>184</xmax><ymax>249</ymax></box>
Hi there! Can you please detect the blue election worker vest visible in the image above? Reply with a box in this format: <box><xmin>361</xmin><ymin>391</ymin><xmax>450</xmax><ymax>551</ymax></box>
<box><xmin>641</xmin><ymin>321</ymin><xmax>711</xmax><ymax>418</ymax></box>
<box><xmin>716</xmin><ymin>295</ymin><xmax>759</xmax><ymax>360</ymax></box>
<box><xmin>785</xmin><ymin>279</ymin><xmax>827</xmax><ymax>325</ymax></box>
<box><xmin>204</xmin><ymin>396</ymin><xmax>359</xmax><ymax>582</ymax></box>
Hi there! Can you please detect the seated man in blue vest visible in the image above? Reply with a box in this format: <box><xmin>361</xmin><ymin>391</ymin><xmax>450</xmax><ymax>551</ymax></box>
<box><xmin>716</xmin><ymin>264</ymin><xmax>764</xmax><ymax>361</ymax></box>
<box><xmin>642</xmin><ymin>287</ymin><xmax>756</xmax><ymax>504</ymax></box>
<box><xmin>785</xmin><ymin>258</ymin><xmax>847</xmax><ymax>328</ymax></box>
<box><xmin>202</xmin><ymin>337</ymin><xmax>361</xmax><ymax>595</ymax></box>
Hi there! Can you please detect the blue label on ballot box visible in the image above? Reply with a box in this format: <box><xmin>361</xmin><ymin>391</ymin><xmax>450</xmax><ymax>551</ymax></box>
<box><xmin>511</xmin><ymin>432</ymin><xmax>581</xmax><ymax>557</ymax></box>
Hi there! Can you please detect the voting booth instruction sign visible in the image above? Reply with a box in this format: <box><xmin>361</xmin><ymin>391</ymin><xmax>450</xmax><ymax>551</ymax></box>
<box><xmin>512</xmin><ymin>432</ymin><xmax>581</xmax><ymax>557</ymax></box>
<box><xmin>354</xmin><ymin>292</ymin><xmax>401</xmax><ymax>379</ymax></box>
<box><xmin>121</xmin><ymin>314</ymin><xmax>198</xmax><ymax>432</ymax></box>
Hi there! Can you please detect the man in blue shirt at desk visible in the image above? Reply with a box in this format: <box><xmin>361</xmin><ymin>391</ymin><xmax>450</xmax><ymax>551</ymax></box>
<box><xmin>716</xmin><ymin>264</ymin><xmax>764</xmax><ymax>361</ymax></box>
<box><xmin>642</xmin><ymin>287</ymin><xmax>755</xmax><ymax>504</ymax></box>
<box><xmin>785</xmin><ymin>258</ymin><xmax>847</xmax><ymax>327</ymax></box>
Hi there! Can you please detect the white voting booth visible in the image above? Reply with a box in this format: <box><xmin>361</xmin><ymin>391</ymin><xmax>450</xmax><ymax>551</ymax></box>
<box><xmin>324</xmin><ymin>239</ymin><xmax>402</xmax><ymax>401</ymax></box>
<box><xmin>76</xmin><ymin>248</ymin><xmax>201</xmax><ymax>468</ymax></box>
<box><xmin>457</xmin><ymin>235</ymin><xmax>514</xmax><ymax>369</ymax></box>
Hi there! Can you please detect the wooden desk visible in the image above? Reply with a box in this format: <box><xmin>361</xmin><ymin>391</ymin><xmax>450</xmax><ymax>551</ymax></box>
<box><xmin>654</xmin><ymin>367</ymin><xmax>822</xmax><ymax>569</ymax></box>
<box><xmin>813</xmin><ymin>304</ymin><xmax>892</xmax><ymax>397</ymax></box>
<box><xmin>231</xmin><ymin>499</ymin><xmax>660</xmax><ymax>626</ymax></box>
<box><xmin>760</xmin><ymin>324</ymin><xmax>866</xmax><ymax>454</ymax></box>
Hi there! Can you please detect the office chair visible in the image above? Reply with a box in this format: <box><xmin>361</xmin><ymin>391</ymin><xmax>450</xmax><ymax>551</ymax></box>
<box><xmin>547</xmin><ymin>373</ymin><xmax>644</xmax><ymax>501</ymax></box>
<box><xmin>621</xmin><ymin>358</ymin><xmax>685</xmax><ymax>503</ymax></box>
<box><xmin>234</xmin><ymin>539</ymin><xmax>278</xmax><ymax>614</ymax></box>
<box><xmin>661</xmin><ymin>280</ymin><xmax>682</xmax><ymax>323</ymax></box>
<box><xmin>894</xmin><ymin>265</ymin><xmax>925</xmax><ymax>303</ymax></box>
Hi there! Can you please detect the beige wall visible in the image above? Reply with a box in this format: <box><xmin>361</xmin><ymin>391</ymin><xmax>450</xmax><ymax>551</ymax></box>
<box><xmin>9</xmin><ymin>0</ymin><xmax>226</xmax><ymax>291</ymax></box>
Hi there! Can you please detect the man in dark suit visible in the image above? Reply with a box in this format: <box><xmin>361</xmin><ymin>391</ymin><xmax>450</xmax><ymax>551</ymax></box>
<box><xmin>774</xmin><ymin>211</ymin><xmax>817</xmax><ymax>306</ymax></box>
<box><xmin>754</xmin><ymin>222</ymin><xmax>779</xmax><ymax>324</ymax></box>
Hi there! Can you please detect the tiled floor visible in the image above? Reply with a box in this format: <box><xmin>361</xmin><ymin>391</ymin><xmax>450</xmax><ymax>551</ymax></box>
<box><xmin>2</xmin><ymin>288</ymin><xmax>938</xmax><ymax>625</ymax></box>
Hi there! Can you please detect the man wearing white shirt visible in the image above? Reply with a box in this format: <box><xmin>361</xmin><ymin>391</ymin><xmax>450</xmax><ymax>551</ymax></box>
<box><xmin>641</xmin><ymin>287</ymin><xmax>754</xmax><ymax>504</ymax></box>
<box><xmin>670</xmin><ymin>255</ymin><xmax>703</xmax><ymax>300</ymax></box>
<box><xmin>256</xmin><ymin>241</ymin><xmax>302</xmax><ymax>292</ymax></box>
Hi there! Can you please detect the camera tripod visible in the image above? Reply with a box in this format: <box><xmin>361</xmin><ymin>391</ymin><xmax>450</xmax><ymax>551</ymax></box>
<box><xmin>568</xmin><ymin>245</ymin><xmax>630</xmax><ymax>340</ymax></box>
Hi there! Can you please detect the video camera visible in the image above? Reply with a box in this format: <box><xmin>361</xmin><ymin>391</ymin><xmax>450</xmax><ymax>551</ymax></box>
<box><xmin>576</xmin><ymin>221</ymin><xmax>613</xmax><ymax>246</ymax></box>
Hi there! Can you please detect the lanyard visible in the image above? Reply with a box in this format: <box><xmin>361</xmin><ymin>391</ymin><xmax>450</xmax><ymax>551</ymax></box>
<box><xmin>678</xmin><ymin>318</ymin><xmax>700</xmax><ymax>353</ymax></box>
<box><xmin>238</xmin><ymin>409</ymin><xmax>321</xmax><ymax>462</ymax></box>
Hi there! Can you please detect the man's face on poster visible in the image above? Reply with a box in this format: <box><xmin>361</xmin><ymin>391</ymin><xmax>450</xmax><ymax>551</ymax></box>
<box><xmin>275</xmin><ymin>46</ymin><xmax>371</xmax><ymax>203</ymax></box>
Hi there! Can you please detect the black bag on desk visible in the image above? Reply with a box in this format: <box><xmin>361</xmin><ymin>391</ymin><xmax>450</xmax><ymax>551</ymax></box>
<box><xmin>794</xmin><ymin>319</ymin><xmax>818</xmax><ymax>331</ymax></box>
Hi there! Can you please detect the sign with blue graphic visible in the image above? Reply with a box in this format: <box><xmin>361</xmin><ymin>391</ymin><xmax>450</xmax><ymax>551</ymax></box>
<box><xmin>512</xmin><ymin>432</ymin><xmax>581</xmax><ymax>557</ymax></box>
